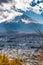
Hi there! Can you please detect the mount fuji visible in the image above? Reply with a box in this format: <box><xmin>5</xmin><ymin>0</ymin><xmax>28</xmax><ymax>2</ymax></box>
<box><xmin>0</xmin><ymin>13</ymin><xmax>43</xmax><ymax>33</ymax></box>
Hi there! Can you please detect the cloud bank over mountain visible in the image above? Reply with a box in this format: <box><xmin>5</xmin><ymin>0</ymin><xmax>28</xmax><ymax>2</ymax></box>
<box><xmin>0</xmin><ymin>0</ymin><xmax>43</xmax><ymax>23</ymax></box>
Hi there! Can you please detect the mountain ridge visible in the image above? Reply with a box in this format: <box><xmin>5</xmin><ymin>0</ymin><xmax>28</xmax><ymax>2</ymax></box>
<box><xmin>0</xmin><ymin>14</ymin><xmax>43</xmax><ymax>32</ymax></box>
<box><xmin>0</xmin><ymin>21</ymin><xmax>43</xmax><ymax>32</ymax></box>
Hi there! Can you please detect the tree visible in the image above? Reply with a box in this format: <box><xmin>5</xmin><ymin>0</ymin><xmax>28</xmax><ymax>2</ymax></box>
<box><xmin>10</xmin><ymin>58</ymin><xmax>23</xmax><ymax>65</ymax></box>
<box><xmin>0</xmin><ymin>54</ymin><xmax>9</xmax><ymax>65</ymax></box>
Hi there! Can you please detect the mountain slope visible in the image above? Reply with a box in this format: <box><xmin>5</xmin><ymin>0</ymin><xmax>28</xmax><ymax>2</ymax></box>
<box><xmin>0</xmin><ymin>14</ymin><xmax>43</xmax><ymax>32</ymax></box>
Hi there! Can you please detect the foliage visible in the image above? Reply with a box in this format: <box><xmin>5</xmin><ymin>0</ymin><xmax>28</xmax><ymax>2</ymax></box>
<box><xmin>0</xmin><ymin>54</ymin><xmax>24</xmax><ymax>65</ymax></box>
<box><xmin>0</xmin><ymin>54</ymin><xmax>9</xmax><ymax>65</ymax></box>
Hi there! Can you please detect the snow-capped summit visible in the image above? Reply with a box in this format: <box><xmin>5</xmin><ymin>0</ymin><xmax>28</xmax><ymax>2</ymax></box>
<box><xmin>0</xmin><ymin>14</ymin><xmax>43</xmax><ymax>32</ymax></box>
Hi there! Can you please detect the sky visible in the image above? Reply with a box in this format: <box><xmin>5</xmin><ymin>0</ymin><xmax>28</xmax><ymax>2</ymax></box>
<box><xmin>0</xmin><ymin>0</ymin><xmax>43</xmax><ymax>24</ymax></box>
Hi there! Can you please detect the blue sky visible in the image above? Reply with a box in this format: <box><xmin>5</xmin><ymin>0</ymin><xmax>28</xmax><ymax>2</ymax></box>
<box><xmin>0</xmin><ymin>0</ymin><xmax>43</xmax><ymax>24</ymax></box>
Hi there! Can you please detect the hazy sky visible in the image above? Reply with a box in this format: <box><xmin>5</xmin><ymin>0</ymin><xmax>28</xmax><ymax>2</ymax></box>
<box><xmin>0</xmin><ymin>0</ymin><xmax>43</xmax><ymax>24</ymax></box>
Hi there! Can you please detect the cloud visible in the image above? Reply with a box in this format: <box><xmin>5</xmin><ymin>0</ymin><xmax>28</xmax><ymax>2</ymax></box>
<box><xmin>0</xmin><ymin>10</ymin><xmax>23</xmax><ymax>23</ymax></box>
<box><xmin>0</xmin><ymin>0</ymin><xmax>43</xmax><ymax>23</ymax></box>
<box><xmin>39</xmin><ymin>3</ymin><xmax>43</xmax><ymax>8</ymax></box>
<box><xmin>14</xmin><ymin>0</ymin><xmax>43</xmax><ymax>14</ymax></box>
<box><xmin>0</xmin><ymin>2</ymin><xmax>23</xmax><ymax>23</ymax></box>
<box><xmin>0</xmin><ymin>0</ymin><xmax>8</xmax><ymax>3</ymax></box>
<box><xmin>31</xmin><ymin>5</ymin><xmax>41</xmax><ymax>14</ymax></box>
<box><xmin>22</xmin><ymin>19</ymin><xmax>30</xmax><ymax>24</ymax></box>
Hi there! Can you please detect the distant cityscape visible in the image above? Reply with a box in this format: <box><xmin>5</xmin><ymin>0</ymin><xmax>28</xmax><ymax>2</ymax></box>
<box><xmin>0</xmin><ymin>31</ymin><xmax>43</xmax><ymax>50</ymax></box>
